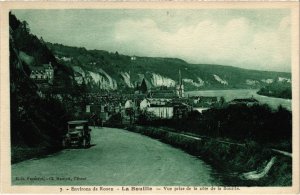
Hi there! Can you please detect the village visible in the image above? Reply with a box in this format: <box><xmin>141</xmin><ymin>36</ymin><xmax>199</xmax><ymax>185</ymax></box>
<box><xmin>28</xmin><ymin>62</ymin><xmax>259</xmax><ymax>126</ymax></box>
<box><xmin>8</xmin><ymin>9</ymin><xmax>293</xmax><ymax>188</ymax></box>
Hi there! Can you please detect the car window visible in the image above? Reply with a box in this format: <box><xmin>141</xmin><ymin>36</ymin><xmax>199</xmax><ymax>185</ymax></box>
<box><xmin>69</xmin><ymin>124</ymin><xmax>84</xmax><ymax>131</ymax></box>
<box><xmin>75</xmin><ymin>125</ymin><xmax>84</xmax><ymax>130</ymax></box>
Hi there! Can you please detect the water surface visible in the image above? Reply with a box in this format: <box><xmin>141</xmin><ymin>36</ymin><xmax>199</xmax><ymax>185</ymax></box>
<box><xmin>187</xmin><ymin>89</ymin><xmax>291</xmax><ymax>110</ymax></box>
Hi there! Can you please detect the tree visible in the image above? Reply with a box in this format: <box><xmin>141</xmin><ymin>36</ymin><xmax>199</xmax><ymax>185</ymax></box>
<box><xmin>21</xmin><ymin>21</ymin><xmax>30</xmax><ymax>33</ymax></box>
<box><xmin>126</xmin><ymin>108</ymin><xmax>135</xmax><ymax>124</ymax></box>
<box><xmin>140</xmin><ymin>78</ymin><xmax>148</xmax><ymax>94</ymax></box>
<box><xmin>219</xmin><ymin>96</ymin><xmax>225</xmax><ymax>106</ymax></box>
<box><xmin>137</xmin><ymin>110</ymin><xmax>157</xmax><ymax>124</ymax></box>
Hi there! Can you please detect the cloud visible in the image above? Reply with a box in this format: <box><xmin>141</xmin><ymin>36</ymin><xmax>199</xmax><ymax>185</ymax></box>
<box><xmin>13</xmin><ymin>9</ymin><xmax>290</xmax><ymax>72</ymax></box>
<box><xmin>114</xmin><ymin>16</ymin><xmax>290</xmax><ymax>72</ymax></box>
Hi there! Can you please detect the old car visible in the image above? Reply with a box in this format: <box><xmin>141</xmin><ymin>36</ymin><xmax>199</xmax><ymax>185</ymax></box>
<box><xmin>62</xmin><ymin>120</ymin><xmax>91</xmax><ymax>148</ymax></box>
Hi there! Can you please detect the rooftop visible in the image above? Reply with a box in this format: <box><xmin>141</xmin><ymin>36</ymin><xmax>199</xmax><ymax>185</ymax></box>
<box><xmin>67</xmin><ymin>120</ymin><xmax>89</xmax><ymax>125</ymax></box>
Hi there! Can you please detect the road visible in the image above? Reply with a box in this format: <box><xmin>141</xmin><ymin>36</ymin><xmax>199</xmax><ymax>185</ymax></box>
<box><xmin>12</xmin><ymin>127</ymin><xmax>220</xmax><ymax>186</ymax></box>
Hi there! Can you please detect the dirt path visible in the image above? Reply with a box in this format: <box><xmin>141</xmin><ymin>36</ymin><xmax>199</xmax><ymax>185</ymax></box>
<box><xmin>12</xmin><ymin>127</ymin><xmax>220</xmax><ymax>186</ymax></box>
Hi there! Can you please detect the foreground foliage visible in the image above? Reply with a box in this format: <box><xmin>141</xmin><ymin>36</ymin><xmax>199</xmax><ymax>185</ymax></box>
<box><xmin>10</xmin><ymin>13</ymin><xmax>73</xmax><ymax>161</ymax></box>
<box><xmin>137</xmin><ymin>104</ymin><xmax>292</xmax><ymax>152</ymax></box>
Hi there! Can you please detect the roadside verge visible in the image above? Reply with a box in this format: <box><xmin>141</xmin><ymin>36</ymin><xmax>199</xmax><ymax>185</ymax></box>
<box><xmin>125</xmin><ymin>125</ymin><xmax>292</xmax><ymax>186</ymax></box>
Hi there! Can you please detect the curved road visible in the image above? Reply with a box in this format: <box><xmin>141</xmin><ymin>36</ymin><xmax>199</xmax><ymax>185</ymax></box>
<box><xmin>12</xmin><ymin>127</ymin><xmax>220</xmax><ymax>186</ymax></box>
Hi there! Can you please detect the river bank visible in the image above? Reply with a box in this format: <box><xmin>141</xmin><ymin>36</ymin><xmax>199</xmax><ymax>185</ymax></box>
<box><xmin>186</xmin><ymin>89</ymin><xmax>291</xmax><ymax>111</ymax></box>
<box><xmin>125</xmin><ymin>125</ymin><xmax>292</xmax><ymax>186</ymax></box>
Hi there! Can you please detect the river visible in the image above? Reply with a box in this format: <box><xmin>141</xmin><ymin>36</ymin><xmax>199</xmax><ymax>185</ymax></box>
<box><xmin>186</xmin><ymin>89</ymin><xmax>291</xmax><ymax>111</ymax></box>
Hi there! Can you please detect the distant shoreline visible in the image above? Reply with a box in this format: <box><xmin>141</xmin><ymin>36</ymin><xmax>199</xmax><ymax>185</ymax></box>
<box><xmin>186</xmin><ymin>88</ymin><xmax>259</xmax><ymax>93</ymax></box>
<box><xmin>186</xmin><ymin>88</ymin><xmax>291</xmax><ymax>101</ymax></box>
<box><xmin>256</xmin><ymin>92</ymin><xmax>292</xmax><ymax>100</ymax></box>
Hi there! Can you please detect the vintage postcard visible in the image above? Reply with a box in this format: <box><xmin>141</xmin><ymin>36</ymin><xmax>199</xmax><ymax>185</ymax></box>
<box><xmin>0</xmin><ymin>1</ymin><xmax>299</xmax><ymax>194</ymax></box>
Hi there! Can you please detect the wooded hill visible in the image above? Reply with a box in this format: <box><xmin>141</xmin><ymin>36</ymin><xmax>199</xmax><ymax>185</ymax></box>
<box><xmin>9</xmin><ymin>13</ymin><xmax>73</xmax><ymax>159</ymax></box>
<box><xmin>47</xmin><ymin>42</ymin><xmax>291</xmax><ymax>92</ymax></box>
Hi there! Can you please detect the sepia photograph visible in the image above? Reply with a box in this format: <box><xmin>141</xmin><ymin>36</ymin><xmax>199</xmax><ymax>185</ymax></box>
<box><xmin>0</xmin><ymin>2</ymin><xmax>299</xmax><ymax>194</ymax></box>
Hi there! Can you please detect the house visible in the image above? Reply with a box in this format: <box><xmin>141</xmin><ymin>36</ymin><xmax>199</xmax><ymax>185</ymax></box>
<box><xmin>229</xmin><ymin>98</ymin><xmax>259</xmax><ymax>106</ymax></box>
<box><xmin>29</xmin><ymin>62</ymin><xmax>54</xmax><ymax>84</ymax></box>
<box><xmin>147</xmin><ymin>106</ymin><xmax>173</xmax><ymax>119</ymax></box>
<box><xmin>125</xmin><ymin>100</ymin><xmax>135</xmax><ymax>109</ymax></box>
<box><xmin>140</xmin><ymin>98</ymin><xmax>172</xmax><ymax>110</ymax></box>
<box><xmin>192</xmin><ymin>96</ymin><xmax>218</xmax><ymax>107</ymax></box>
<box><xmin>140</xmin><ymin>99</ymin><xmax>151</xmax><ymax>110</ymax></box>
<box><xmin>140</xmin><ymin>98</ymin><xmax>173</xmax><ymax>119</ymax></box>
<box><xmin>148</xmin><ymin>87</ymin><xmax>176</xmax><ymax>99</ymax></box>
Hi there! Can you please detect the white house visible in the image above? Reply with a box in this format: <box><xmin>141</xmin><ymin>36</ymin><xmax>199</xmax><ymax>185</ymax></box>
<box><xmin>140</xmin><ymin>99</ymin><xmax>151</xmax><ymax>110</ymax></box>
<box><xmin>125</xmin><ymin>100</ymin><xmax>135</xmax><ymax>109</ymax></box>
<box><xmin>29</xmin><ymin>62</ymin><xmax>54</xmax><ymax>84</ymax></box>
<box><xmin>139</xmin><ymin>98</ymin><xmax>173</xmax><ymax>119</ymax></box>
<box><xmin>140</xmin><ymin>98</ymin><xmax>172</xmax><ymax>110</ymax></box>
<box><xmin>147</xmin><ymin>106</ymin><xmax>173</xmax><ymax>119</ymax></box>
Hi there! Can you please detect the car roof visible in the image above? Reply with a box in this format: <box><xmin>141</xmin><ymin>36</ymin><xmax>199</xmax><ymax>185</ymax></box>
<box><xmin>67</xmin><ymin>120</ymin><xmax>88</xmax><ymax>125</ymax></box>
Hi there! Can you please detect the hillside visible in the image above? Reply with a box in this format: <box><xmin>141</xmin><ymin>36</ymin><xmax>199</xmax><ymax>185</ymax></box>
<box><xmin>257</xmin><ymin>79</ymin><xmax>292</xmax><ymax>99</ymax></box>
<box><xmin>47</xmin><ymin>42</ymin><xmax>291</xmax><ymax>92</ymax></box>
<box><xmin>9</xmin><ymin>13</ymin><xmax>74</xmax><ymax>162</ymax></box>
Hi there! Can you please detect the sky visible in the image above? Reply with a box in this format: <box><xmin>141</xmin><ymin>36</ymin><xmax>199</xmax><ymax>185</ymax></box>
<box><xmin>13</xmin><ymin>9</ymin><xmax>291</xmax><ymax>72</ymax></box>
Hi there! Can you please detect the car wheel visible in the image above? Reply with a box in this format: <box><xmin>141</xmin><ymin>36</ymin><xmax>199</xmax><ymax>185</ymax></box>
<box><xmin>82</xmin><ymin>138</ymin><xmax>87</xmax><ymax>148</ymax></box>
<box><xmin>62</xmin><ymin>139</ymin><xmax>67</xmax><ymax>148</ymax></box>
